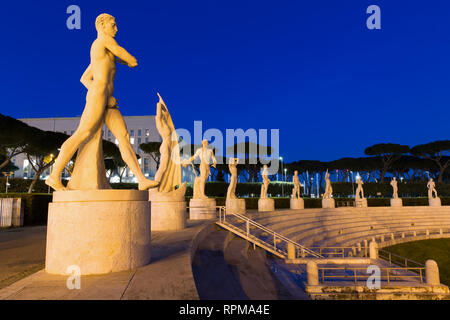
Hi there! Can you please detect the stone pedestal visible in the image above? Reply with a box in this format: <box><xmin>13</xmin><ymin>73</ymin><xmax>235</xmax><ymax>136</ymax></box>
<box><xmin>149</xmin><ymin>186</ymin><xmax>187</xmax><ymax>231</ymax></box>
<box><xmin>429</xmin><ymin>197</ymin><xmax>441</xmax><ymax>207</ymax></box>
<box><xmin>45</xmin><ymin>190</ymin><xmax>151</xmax><ymax>275</ymax></box>
<box><xmin>390</xmin><ymin>198</ymin><xmax>403</xmax><ymax>207</ymax></box>
<box><xmin>258</xmin><ymin>198</ymin><xmax>275</xmax><ymax>212</ymax></box>
<box><xmin>322</xmin><ymin>198</ymin><xmax>335</xmax><ymax>208</ymax></box>
<box><xmin>355</xmin><ymin>198</ymin><xmax>368</xmax><ymax>208</ymax></box>
<box><xmin>189</xmin><ymin>198</ymin><xmax>217</xmax><ymax>220</ymax></box>
<box><xmin>290</xmin><ymin>198</ymin><xmax>304</xmax><ymax>209</ymax></box>
<box><xmin>226</xmin><ymin>198</ymin><xmax>246</xmax><ymax>214</ymax></box>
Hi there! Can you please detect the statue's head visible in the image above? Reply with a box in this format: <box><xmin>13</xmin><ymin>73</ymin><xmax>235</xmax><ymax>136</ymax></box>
<box><xmin>294</xmin><ymin>170</ymin><xmax>298</xmax><ymax>175</ymax></box>
<box><xmin>202</xmin><ymin>139</ymin><xmax>208</xmax><ymax>148</ymax></box>
<box><xmin>95</xmin><ymin>13</ymin><xmax>117</xmax><ymax>38</ymax></box>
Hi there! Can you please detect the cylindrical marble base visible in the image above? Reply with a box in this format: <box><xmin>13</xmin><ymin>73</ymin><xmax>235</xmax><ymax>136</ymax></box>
<box><xmin>45</xmin><ymin>190</ymin><xmax>151</xmax><ymax>275</ymax></box>
<box><xmin>429</xmin><ymin>197</ymin><xmax>441</xmax><ymax>207</ymax></box>
<box><xmin>355</xmin><ymin>198</ymin><xmax>368</xmax><ymax>208</ymax></box>
<box><xmin>226</xmin><ymin>198</ymin><xmax>246</xmax><ymax>214</ymax></box>
<box><xmin>390</xmin><ymin>198</ymin><xmax>403</xmax><ymax>207</ymax></box>
<box><xmin>150</xmin><ymin>199</ymin><xmax>186</xmax><ymax>231</ymax></box>
<box><xmin>322</xmin><ymin>198</ymin><xmax>335</xmax><ymax>209</ymax></box>
<box><xmin>189</xmin><ymin>198</ymin><xmax>217</xmax><ymax>220</ymax></box>
<box><xmin>258</xmin><ymin>198</ymin><xmax>275</xmax><ymax>212</ymax></box>
<box><xmin>290</xmin><ymin>198</ymin><xmax>304</xmax><ymax>210</ymax></box>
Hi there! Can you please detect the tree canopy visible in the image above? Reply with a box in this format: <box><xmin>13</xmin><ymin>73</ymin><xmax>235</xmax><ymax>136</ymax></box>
<box><xmin>364</xmin><ymin>143</ymin><xmax>410</xmax><ymax>182</ymax></box>
<box><xmin>411</xmin><ymin>140</ymin><xmax>450</xmax><ymax>183</ymax></box>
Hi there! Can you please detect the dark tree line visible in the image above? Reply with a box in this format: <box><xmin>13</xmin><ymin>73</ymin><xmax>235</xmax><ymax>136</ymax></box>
<box><xmin>0</xmin><ymin>114</ymin><xmax>122</xmax><ymax>192</ymax></box>
<box><xmin>286</xmin><ymin>142</ymin><xmax>450</xmax><ymax>194</ymax></box>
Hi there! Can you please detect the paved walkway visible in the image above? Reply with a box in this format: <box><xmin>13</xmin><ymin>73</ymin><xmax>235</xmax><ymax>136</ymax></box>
<box><xmin>0</xmin><ymin>226</ymin><xmax>47</xmax><ymax>290</ymax></box>
<box><xmin>0</xmin><ymin>221</ymin><xmax>212</xmax><ymax>300</ymax></box>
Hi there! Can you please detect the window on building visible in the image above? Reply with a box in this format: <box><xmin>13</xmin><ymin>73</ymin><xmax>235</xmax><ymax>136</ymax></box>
<box><xmin>130</xmin><ymin>130</ymin><xmax>134</xmax><ymax>136</ymax></box>
<box><xmin>145</xmin><ymin>137</ymin><xmax>149</xmax><ymax>143</ymax></box>
<box><xmin>138</xmin><ymin>138</ymin><xmax>141</xmax><ymax>145</ymax></box>
<box><xmin>108</xmin><ymin>130</ymin><xmax>111</xmax><ymax>137</ymax></box>
<box><xmin>145</xmin><ymin>129</ymin><xmax>150</xmax><ymax>136</ymax></box>
<box><xmin>130</xmin><ymin>137</ymin><xmax>135</xmax><ymax>145</ymax></box>
<box><xmin>138</xmin><ymin>129</ymin><xmax>142</xmax><ymax>136</ymax></box>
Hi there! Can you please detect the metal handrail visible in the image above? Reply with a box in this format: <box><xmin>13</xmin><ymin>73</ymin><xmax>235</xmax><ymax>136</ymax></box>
<box><xmin>306</xmin><ymin>246</ymin><xmax>356</xmax><ymax>258</ymax></box>
<box><xmin>229</xmin><ymin>212</ymin><xmax>323</xmax><ymax>258</ymax></box>
<box><xmin>377</xmin><ymin>228</ymin><xmax>449</xmax><ymax>242</ymax></box>
<box><xmin>217</xmin><ymin>209</ymin><xmax>323</xmax><ymax>258</ymax></box>
<box><xmin>336</xmin><ymin>201</ymin><xmax>356</xmax><ymax>207</ymax></box>
<box><xmin>378</xmin><ymin>249</ymin><xmax>424</xmax><ymax>269</ymax></box>
<box><xmin>356</xmin><ymin>228</ymin><xmax>450</xmax><ymax>254</ymax></box>
<box><xmin>318</xmin><ymin>266</ymin><xmax>425</xmax><ymax>284</ymax></box>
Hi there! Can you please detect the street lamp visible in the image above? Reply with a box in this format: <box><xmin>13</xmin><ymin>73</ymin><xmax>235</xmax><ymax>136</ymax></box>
<box><xmin>316</xmin><ymin>172</ymin><xmax>319</xmax><ymax>198</ymax></box>
<box><xmin>350</xmin><ymin>171</ymin><xmax>355</xmax><ymax>198</ymax></box>
<box><xmin>2</xmin><ymin>171</ymin><xmax>14</xmax><ymax>194</ymax></box>
<box><xmin>284</xmin><ymin>168</ymin><xmax>287</xmax><ymax>197</ymax></box>
<box><xmin>279</xmin><ymin>157</ymin><xmax>283</xmax><ymax>196</ymax></box>
<box><xmin>279</xmin><ymin>157</ymin><xmax>283</xmax><ymax>181</ymax></box>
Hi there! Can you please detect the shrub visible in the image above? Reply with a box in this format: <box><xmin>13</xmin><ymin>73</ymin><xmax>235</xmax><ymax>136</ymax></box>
<box><xmin>0</xmin><ymin>178</ymin><xmax>49</xmax><ymax>193</ymax></box>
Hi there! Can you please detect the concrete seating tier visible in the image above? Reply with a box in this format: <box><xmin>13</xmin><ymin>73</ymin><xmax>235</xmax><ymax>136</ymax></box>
<box><xmin>246</xmin><ymin>206</ymin><xmax>450</xmax><ymax>251</ymax></box>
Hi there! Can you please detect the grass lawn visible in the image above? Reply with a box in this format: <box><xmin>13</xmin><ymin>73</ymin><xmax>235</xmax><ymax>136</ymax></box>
<box><xmin>384</xmin><ymin>239</ymin><xmax>450</xmax><ymax>286</ymax></box>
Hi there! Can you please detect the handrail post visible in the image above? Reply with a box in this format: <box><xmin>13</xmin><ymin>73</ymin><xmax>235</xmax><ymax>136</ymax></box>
<box><xmin>287</xmin><ymin>243</ymin><xmax>296</xmax><ymax>260</ymax></box>
<box><xmin>273</xmin><ymin>234</ymin><xmax>276</xmax><ymax>250</ymax></box>
<box><xmin>369</xmin><ymin>241</ymin><xmax>378</xmax><ymax>259</ymax></box>
<box><xmin>387</xmin><ymin>269</ymin><xmax>390</xmax><ymax>284</ymax></box>
<box><xmin>426</xmin><ymin>260</ymin><xmax>440</xmax><ymax>286</ymax></box>
<box><xmin>307</xmin><ymin>261</ymin><xmax>319</xmax><ymax>285</ymax></box>
<box><xmin>246</xmin><ymin>220</ymin><xmax>249</xmax><ymax>238</ymax></box>
<box><xmin>364</xmin><ymin>240</ymin><xmax>368</xmax><ymax>257</ymax></box>
<box><xmin>354</xmin><ymin>269</ymin><xmax>357</xmax><ymax>284</ymax></box>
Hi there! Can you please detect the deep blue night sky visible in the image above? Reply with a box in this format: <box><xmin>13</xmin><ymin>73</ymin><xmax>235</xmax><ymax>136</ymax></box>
<box><xmin>1</xmin><ymin>0</ymin><xmax>449</xmax><ymax>162</ymax></box>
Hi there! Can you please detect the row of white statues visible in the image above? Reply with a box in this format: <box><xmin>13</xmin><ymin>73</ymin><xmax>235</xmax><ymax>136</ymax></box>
<box><xmin>252</xmin><ymin>168</ymin><xmax>440</xmax><ymax>209</ymax></box>
<box><xmin>193</xmin><ymin>161</ymin><xmax>442</xmax><ymax>210</ymax></box>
